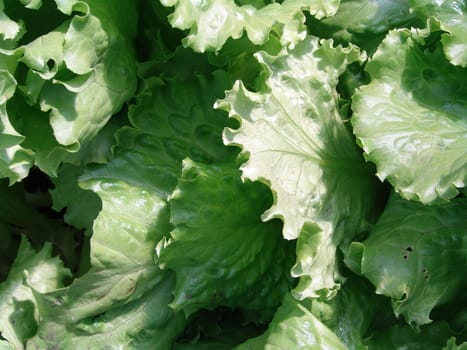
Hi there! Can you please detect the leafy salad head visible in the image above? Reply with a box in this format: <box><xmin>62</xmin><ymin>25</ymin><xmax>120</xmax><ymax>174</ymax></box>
<box><xmin>0</xmin><ymin>0</ymin><xmax>466</xmax><ymax>349</ymax></box>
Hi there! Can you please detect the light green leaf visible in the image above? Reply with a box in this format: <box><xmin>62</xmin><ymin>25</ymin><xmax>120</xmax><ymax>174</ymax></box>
<box><xmin>20</xmin><ymin>26</ymin><xmax>66</xmax><ymax>81</ymax></box>
<box><xmin>39</xmin><ymin>1</ymin><xmax>137</xmax><ymax>146</ymax></box>
<box><xmin>28</xmin><ymin>272</ymin><xmax>186</xmax><ymax>350</ymax></box>
<box><xmin>234</xmin><ymin>293</ymin><xmax>348</xmax><ymax>349</ymax></box>
<box><xmin>29</xmin><ymin>174</ymin><xmax>184</xmax><ymax>349</ymax></box>
<box><xmin>217</xmin><ymin>37</ymin><xmax>382</xmax><ymax>299</ymax></box>
<box><xmin>0</xmin><ymin>237</ymin><xmax>71</xmax><ymax>350</ymax></box>
<box><xmin>352</xmin><ymin>29</ymin><xmax>467</xmax><ymax>204</ymax></box>
<box><xmin>409</xmin><ymin>0</ymin><xmax>467</xmax><ymax>67</ymax></box>
<box><xmin>19</xmin><ymin>0</ymin><xmax>42</xmax><ymax>10</ymax></box>
<box><xmin>308</xmin><ymin>0</ymin><xmax>418</xmax><ymax>54</ymax></box>
<box><xmin>443</xmin><ymin>338</ymin><xmax>467</xmax><ymax>350</ymax></box>
<box><xmin>347</xmin><ymin>194</ymin><xmax>467</xmax><ymax>326</ymax></box>
<box><xmin>6</xmin><ymin>92</ymin><xmax>77</xmax><ymax>178</ymax></box>
<box><xmin>321</xmin><ymin>0</ymin><xmax>416</xmax><ymax>34</ymax></box>
<box><xmin>29</xmin><ymin>70</ymin><xmax>234</xmax><ymax>349</ymax></box>
<box><xmin>160</xmin><ymin>0</ymin><xmax>340</xmax><ymax>52</ymax></box>
<box><xmin>158</xmin><ymin>158</ymin><xmax>295</xmax><ymax>317</ymax></box>
<box><xmin>0</xmin><ymin>0</ymin><xmax>24</xmax><ymax>45</ymax></box>
<box><xmin>0</xmin><ymin>63</ymin><xmax>34</xmax><ymax>183</ymax></box>
<box><xmin>0</xmin><ymin>340</ymin><xmax>14</xmax><ymax>350</ymax></box>
<box><xmin>0</xmin><ymin>0</ymin><xmax>138</xmax><ymax>180</ymax></box>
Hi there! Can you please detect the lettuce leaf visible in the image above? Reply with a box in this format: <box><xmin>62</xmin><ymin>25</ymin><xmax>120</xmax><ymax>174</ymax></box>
<box><xmin>0</xmin><ymin>237</ymin><xmax>71</xmax><ymax>349</ymax></box>
<box><xmin>158</xmin><ymin>158</ymin><xmax>295</xmax><ymax>318</ymax></box>
<box><xmin>409</xmin><ymin>0</ymin><xmax>467</xmax><ymax>67</ymax></box>
<box><xmin>348</xmin><ymin>194</ymin><xmax>467</xmax><ymax>326</ymax></box>
<box><xmin>217</xmin><ymin>36</ymin><xmax>383</xmax><ymax>299</ymax></box>
<box><xmin>160</xmin><ymin>0</ymin><xmax>340</xmax><ymax>52</ymax></box>
<box><xmin>0</xmin><ymin>0</ymin><xmax>137</xmax><ymax>181</ymax></box>
<box><xmin>235</xmin><ymin>293</ymin><xmax>348</xmax><ymax>349</ymax></box>
<box><xmin>352</xmin><ymin>28</ymin><xmax>467</xmax><ymax>204</ymax></box>
<box><xmin>1</xmin><ymin>1</ymin><xmax>466</xmax><ymax>348</ymax></box>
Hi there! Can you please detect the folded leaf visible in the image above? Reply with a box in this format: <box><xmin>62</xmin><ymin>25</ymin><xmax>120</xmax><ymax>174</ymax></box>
<box><xmin>310</xmin><ymin>276</ymin><xmax>383</xmax><ymax>350</ymax></box>
<box><xmin>158</xmin><ymin>158</ymin><xmax>295</xmax><ymax>317</ymax></box>
<box><xmin>308</xmin><ymin>0</ymin><xmax>418</xmax><ymax>54</ymax></box>
<box><xmin>0</xmin><ymin>55</ymin><xmax>34</xmax><ymax>183</ymax></box>
<box><xmin>28</xmin><ymin>272</ymin><xmax>186</xmax><ymax>350</ymax></box>
<box><xmin>234</xmin><ymin>293</ymin><xmax>348</xmax><ymax>349</ymax></box>
<box><xmin>409</xmin><ymin>0</ymin><xmax>467</xmax><ymax>67</ymax></box>
<box><xmin>160</xmin><ymin>0</ymin><xmax>340</xmax><ymax>52</ymax></box>
<box><xmin>0</xmin><ymin>0</ymin><xmax>137</xmax><ymax>181</ymax></box>
<box><xmin>29</xmin><ymin>70</ymin><xmax>235</xmax><ymax>348</ymax></box>
<box><xmin>348</xmin><ymin>194</ymin><xmax>467</xmax><ymax>326</ymax></box>
<box><xmin>443</xmin><ymin>339</ymin><xmax>467</xmax><ymax>350</ymax></box>
<box><xmin>0</xmin><ymin>237</ymin><xmax>71</xmax><ymax>350</ymax></box>
<box><xmin>352</xmin><ymin>29</ymin><xmax>467</xmax><ymax>204</ymax></box>
<box><xmin>217</xmin><ymin>36</ymin><xmax>383</xmax><ymax>298</ymax></box>
<box><xmin>28</xmin><ymin>175</ymin><xmax>184</xmax><ymax>349</ymax></box>
<box><xmin>39</xmin><ymin>0</ymin><xmax>137</xmax><ymax>147</ymax></box>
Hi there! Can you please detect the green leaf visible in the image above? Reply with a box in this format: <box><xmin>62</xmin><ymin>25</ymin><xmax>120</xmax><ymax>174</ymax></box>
<box><xmin>409</xmin><ymin>0</ymin><xmax>467</xmax><ymax>67</ymax></box>
<box><xmin>310</xmin><ymin>276</ymin><xmax>383</xmax><ymax>350</ymax></box>
<box><xmin>0</xmin><ymin>340</ymin><xmax>14</xmax><ymax>350</ymax></box>
<box><xmin>28</xmin><ymin>272</ymin><xmax>186</xmax><ymax>350</ymax></box>
<box><xmin>365</xmin><ymin>321</ymin><xmax>458</xmax><ymax>350</ymax></box>
<box><xmin>320</xmin><ymin>0</ymin><xmax>416</xmax><ymax>34</ymax></box>
<box><xmin>29</xmin><ymin>174</ymin><xmax>184</xmax><ymax>349</ymax></box>
<box><xmin>234</xmin><ymin>293</ymin><xmax>348</xmax><ymax>349</ymax></box>
<box><xmin>6</xmin><ymin>93</ymin><xmax>76</xmax><ymax>177</ymax></box>
<box><xmin>347</xmin><ymin>194</ymin><xmax>467</xmax><ymax>326</ymax></box>
<box><xmin>0</xmin><ymin>0</ymin><xmax>138</xmax><ymax>180</ymax></box>
<box><xmin>19</xmin><ymin>25</ymin><xmax>66</xmax><ymax>82</ymax></box>
<box><xmin>308</xmin><ymin>0</ymin><xmax>418</xmax><ymax>54</ymax></box>
<box><xmin>39</xmin><ymin>1</ymin><xmax>138</xmax><ymax>146</ymax></box>
<box><xmin>160</xmin><ymin>0</ymin><xmax>340</xmax><ymax>52</ymax></box>
<box><xmin>0</xmin><ymin>0</ymin><xmax>24</xmax><ymax>46</ymax></box>
<box><xmin>443</xmin><ymin>338</ymin><xmax>467</xmax><ymax>350</ymax></box>
<box><xmin>49</xmin><ymin>164</ymin><xmax>101</xmax><ymax>234</ymax></box>
<box><xmin>0</xmin><ymin>178</ymin><xmax>83</xmax><ymax>274</ymax></box>
<box><xmin>0</xmin><ymin>237</ymin><xmax>71</xmax><ymax>349</ymax></box>
<box><xmin>0</xmin><ymin>57</ymin><xmax>34</xmax><ymax>183</ymax></box>
<box><xmin>217</xmin><ymin>36</ymin><xmax>383</xmax><ymax>299</ymax></box>
<box><xmin>352</xmin><ymin>29</ymin><xmax>467</xmax><ymax>204</ymax></box>
<box><xmin>29</xmin><ymin>70</ymin><xmax>234</xmax><ymax>349</ymax></box>
<box><xmin>158</xmin><ymin>158</ymin><xmax>295</xmax><ymax>317</ymax></box>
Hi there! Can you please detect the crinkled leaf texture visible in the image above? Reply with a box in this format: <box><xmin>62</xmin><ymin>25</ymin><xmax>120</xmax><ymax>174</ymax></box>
<box><xmin>0</xmin><ymin>56</ymin><xmax>34</xmax><ymax>183</ymax></box>
<box><xmin>27</xmin><ymin>71</ymin><xmax>235</xmax><ymax>349</ymax></box>
<box><xmin>409</xmin><ymin>0</ymin><xmax>467</xmax><ymax>67</ymax></box>
<box><xmin>443</xmin><ymin>339</ymin><xmax>467</xmax><ymax>350</ymax></box>
<box><xmin>310</xmin><ymin>276</ymin><xmax>381</xmax><ymax>350</ymax></box>
<box><xmin>158</xmin><ymin>158</ymin><xmax>295</xmax><ymax>318</ymax></box>
<box><xmin>347</xmin><ymin>194</ymin><xmax>467</xmax><ymax>326</ymax></box>
<box><xmin>28</xmin><ymin>177</ymin><xmax>185</xmax><ymax>349</ymax></box>
<box><xmin>49</xmin><ymin>163</ymin><xmax>101</xmax><ymax>235</ymax></box>
<box><xmin>352</xmin><ymin>28</ymin><xmax>467</xmax><ymax>204</ymax></box>
<box><xmin>0</xmin><ymin>0</ymin><xmax>137</xmax><ymax>182</ymax></box>
<box><xmin>234</xmin><ymin>293</ymin><xmax>347</xmax><ymax>349</ymax></box>
<box><xmin>0</xmin><ymin>237</ymin><xmax>71</xmax><ymax>350</ymax></box>
<box><xmin>160</xmin><ymin>0</ymin><xmax>340</xmax><ymax>52</ymax></box>
<box><xmin>366</xmin><ymin>322</ymin><xmax>459</xmax><ymax>350</ymax></box>
<box><xmin>217</xmin><ymin>36</ymin><xmax>383</xmax><ymax>299</ymax></box>
<box><xmin>309</xmin><ymin>0</ymin><xmax>417</xmax><ymax>54</ymax></box>
<box><xmin>38</xmin><ymin>0</ymin><xmax>138</xmax><ymax>147</ymax></box>
<box><xmin>320</xmin><ymin>0</ymin><xmax>416</xmax><ymax>34</ymax></box>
